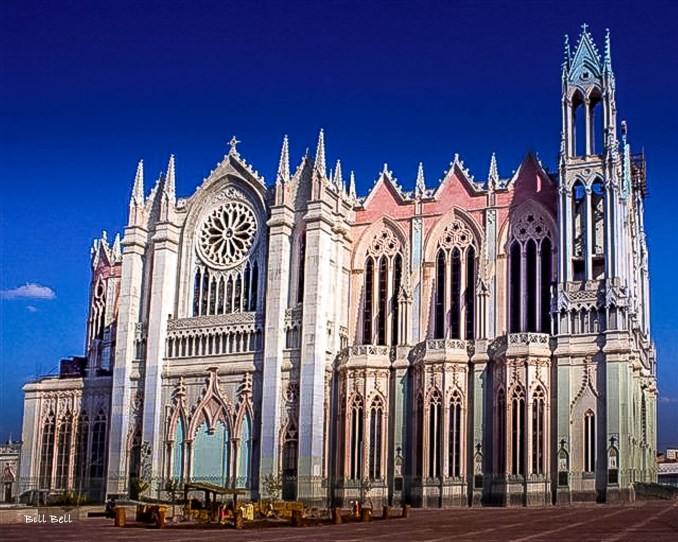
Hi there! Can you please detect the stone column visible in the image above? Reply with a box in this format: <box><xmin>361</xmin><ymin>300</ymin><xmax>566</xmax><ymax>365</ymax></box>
<box><xmin>297</xmin><ymin>199</ymin><xmax>334</xmax><ymax>503</ymax></box>
<box><xmin>143</xmin><ymin>222</ymin><xmax>180</xmax><ymax>486</ymax></box>
<box><xmin>259</xmin><ymin>206</ymin><xmax>294</xmax><ymax>479</ymax></box>
<box><xmin>107</xmin><ymin>224</ymin><xmax>147</xmax><ymax>494</ymax></box>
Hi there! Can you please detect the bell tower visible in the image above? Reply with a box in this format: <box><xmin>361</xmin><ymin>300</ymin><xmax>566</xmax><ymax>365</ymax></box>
<box><xmin>558</xmin><ymin>25</ymin><xmax>620</xmax><ymax>284</ymax></box>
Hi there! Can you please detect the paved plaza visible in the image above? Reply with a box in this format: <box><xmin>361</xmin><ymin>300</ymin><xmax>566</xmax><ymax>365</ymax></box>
<box><xmin>3</xmin><ymin>501</ymin><xmax>677</xmax><ymax>542</ymax></box>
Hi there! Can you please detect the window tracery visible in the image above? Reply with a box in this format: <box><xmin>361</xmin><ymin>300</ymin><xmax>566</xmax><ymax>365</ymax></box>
<box><xmin>510</xmin><ymin>387</ymin><xmax>526</xmax><ymax>476</ymax></box>
<box><xmin>531</xmin><ymin>387</ymin><xmax>545</xmax><ymax>475</ymax></box>
<box><xmin>433</xmin><ymin>219</ymin><xmax>477</xmax><ymax>340</ymax></box>
<box><xmin>349</xmin><ymin>395</ymin><xmax>364</xmax><ymax>480</ymax></box>
<box><xmin>368</xmin><ymin>395</ymin><xmax>384</xmax><ymax>480</ymax></box>
<box><xmin>361</xmin><ymin>226</ymin><xmax>404</xmax><ymax>346</ymax></box>
<box><xmin>197</xmin><ymin>202</ymin><xmax>257</xmax><ymax>269</ymax></box>
<box><xmin>508</xmin><ymin>211</ymin><xmax>553</xmax><ymax>333</ymax></box>
<box><xmin>449</xmin><ymin>392</ymin><xmax>462</xmax><ymax>477</ymax></box>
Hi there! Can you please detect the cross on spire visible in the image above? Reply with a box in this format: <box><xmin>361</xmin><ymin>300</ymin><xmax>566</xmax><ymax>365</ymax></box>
<box><xmin>228</xmin><ymin>136</ymin><xmax>241</xmax><ymax>156</ymax></box>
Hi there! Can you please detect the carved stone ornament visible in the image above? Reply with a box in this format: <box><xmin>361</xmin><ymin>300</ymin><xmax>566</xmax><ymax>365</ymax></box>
<box><xmin>438</xmin><ymin>219</ymin><xmax>474</xmax><ymax>250</ymax></box>
<box><xmin>367</xmin><ymin>227</ymin><xmax>402</xmax><ymax>258</ymax></box>
<box><xmin>197</xmin><ymin>202</ymin><xmax>257</xmax><ymax>269</ymax></box>
<box><xmin>512</xmin><ymin>212</ymin><xmax>549</xmax><ymax>243</ymax></box>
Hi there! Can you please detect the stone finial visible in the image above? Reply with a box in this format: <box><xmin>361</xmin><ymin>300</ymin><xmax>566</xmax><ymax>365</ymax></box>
<box><xmin>415</xmin><ymin>162</ymin><xmax>426</xmax><ymax>198</ymax></box>
<box><xmin>277</xmin><ymin>135</ymin><xmax>290</xmax><ymax>184</ymax></box>
<box><xmin>112</xmin><ymin>233</ymin><xmax>121</xmax><ymax>261</ymax></box>
<box><xmin>349</xmin><ymin>171</ymin><xmax>357</xmax><ymax>201</ymax></box>
<box><xmin>314</xmin><ymin>129</ymin><xmax>326</xmax><ymax>178</ymax></box>
<box><xmin>164</xmin><ymin>154</ymin><xmax>176</xmax><ymax>200</ymax></box>
<box><xmin>131</xmin><ymin>159</ymin><xmax>144</xmax><ymax>206</ymax></box>
<box><xmin>488</xmin><ymin>152</ymin><xmax>499</xmax><ymax>190</ymax></box>
<box><xmin>334</xmin><ymin>159</ymin><xmax>344</xmax><ymax>191</ymax></box>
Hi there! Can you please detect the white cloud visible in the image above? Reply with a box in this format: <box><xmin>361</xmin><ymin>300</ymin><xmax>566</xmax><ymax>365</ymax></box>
<box><xmin>659</xmin><ymin>396</ymin><xmax>678</xmax><ymax>404</ymax></box>
<box><xmin>0</xmin><ymin>283</ymin><xmax>56</xmax><ymax>300</ymax></box>
<box><xmin>26</xmin><ymin>305</ymin><xmax>38</xmax><ymax>313</ymax></box>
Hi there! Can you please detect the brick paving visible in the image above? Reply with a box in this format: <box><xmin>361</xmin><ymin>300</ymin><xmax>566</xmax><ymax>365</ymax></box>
<box><xmin>3</xmin><ymin>501</ymin><xmax>677</xmax><ymax>541</ymax></box>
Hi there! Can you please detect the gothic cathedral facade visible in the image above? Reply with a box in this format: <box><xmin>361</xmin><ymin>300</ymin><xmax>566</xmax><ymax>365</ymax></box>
<box><xmin>20</xmin><ymin>27</ymin><xmax>657</xmax><ymax>507</ymax></box>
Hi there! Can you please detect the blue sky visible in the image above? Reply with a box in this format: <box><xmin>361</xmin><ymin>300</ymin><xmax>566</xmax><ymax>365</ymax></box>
<box><xmin>1</xmin><ymin>0</ymin><xmax>676</xmax><ymax>450</ymax></box>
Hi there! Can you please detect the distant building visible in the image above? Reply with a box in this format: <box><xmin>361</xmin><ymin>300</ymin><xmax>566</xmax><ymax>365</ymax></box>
<box><xmin>0</xmin><ymin>440</ymin><xmax>21</xmax><ymax>503</ymax></box>
<box><xmin>19</xmin><ymin>26</ymin><xmax>657</xmax><ymax>506</ymax></box>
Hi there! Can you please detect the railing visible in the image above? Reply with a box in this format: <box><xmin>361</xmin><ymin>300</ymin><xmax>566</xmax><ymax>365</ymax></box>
<box><xmin>166</xmin><ymin>312</ymin><xmax>263</xmax><ymax>359</ymax></box>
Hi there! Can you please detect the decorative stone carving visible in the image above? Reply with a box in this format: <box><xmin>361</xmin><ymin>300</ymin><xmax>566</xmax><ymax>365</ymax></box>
<box><xmin>438</xmin><ymin>219</ymin><xmax>474</xmax><ymax>250</ymax></box>
<box><xmin>197</xmin><ymin>202</ymin><xmax>257</xmax><ymax>269</ymax></box>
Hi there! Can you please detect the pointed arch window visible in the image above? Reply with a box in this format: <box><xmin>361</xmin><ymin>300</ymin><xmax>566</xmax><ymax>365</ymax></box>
<box><xmin>496</xmin><ymin>389</ymin><xmax>506</xmax><ymax>474</ymax></box>
<box><xmin>55</xmin><ymin>413</ymin><xmax>73</xmax><ymax>489</ymax></box>
<box><xmin>363</xmin><ymin>258</ymin><xmax>374</xmax><ymax>344</ymax></box>
<box><xmin>361</xmin><ymin>227</ymin><xmax>404</xmax><ymax>345</ymax></box>
<box><xmin>90</xmin><ymin>410</ymin><xmax>107</xmax><ymax>486</ymax></box>
<box><xmin>509</xmin><ymin>212</ymin><xmax>553</xmax><ymax>332</ymax></box>
<box><xmin>510</xmin><ymin>388</ymin><xmax>526</xmax><ymax>476</ymax></box>
<box><xmin>449</xmin><ymin>392</ymin><xmax>462</xmax><ymax>477</ymax></box>
<box><xmin>369</xmin><ymin>396</ymin><xmax>384</xmax><ymax>480</ymax></box>
<box><xmin>238</xmin><ymin>415</ymin><xmax>252</xmax><ymax>488</ymax></box>
<box><xmin>434</xmin><ymin>219</ymin><xmax>477</xmax><ymax>340</ymax></box>
<box><xmin>416</xmin><ymin>394</ymin><xmax>424</xmax><ymax>477</ymax></box>
<box><xmin>193</xmin><ymin>421</ymin><xmax>230</xmax><ymax>486</ymax></box>
<box><xmin>435</xmin><ymin>250</ymin><xmax>445</xmax><ymax>339</ymax></box>
<box><xmin>584</xmin><ymin>410</ymin><xmax>596</xmax><ymax>473</ymax></box>
<box><xmin>297</xmin><ymin>233</ymin><xmax>306</xmax><ymax>304</ymax></box>
<box><xmin>591</xmin><ymin>179</ymin><xmax>605</xmax><ymax>279</ymax></box>
<box><xmin>39</xmin><ymin>412</ymin><xmax>56</xmax><ymax>489</ymax></box>
<box><xmin>282</xmin><ymin>423</ymin><xmax>298</xmax><ymax>501</ymax></box>
<box><xmin>531</xmin><ymin>387</ymin><xmax>545</xmax><ymax>475</ymax></box>
<box><xmin>349</xmin><ymin>396</ymin><xmax>364</xmax><ymax>480</ymax></box>
<box><xmin>74</xmin><ymin>414</ymin><xmax>89</xmax><ymax>490</ymax></box>
<box><xmin>428</xmin><ymin>391</ymin><xmax>442</xmax><ymax>478</ymax></box>
<box><xmin>172</xmin><ymin>419</ymin><xmax>185</xmax><ymax>480</ymax></box>
<box><xmin>572</xmin><ymin>181</ymin><xmax>586</xmax><ymax>280</ymax></box>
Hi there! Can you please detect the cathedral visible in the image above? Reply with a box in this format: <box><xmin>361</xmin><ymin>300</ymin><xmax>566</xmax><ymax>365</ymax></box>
<box><xmin>20</xmin><ymin>26</ymin><xmax>657</xmax><ymax>508</ymax></box>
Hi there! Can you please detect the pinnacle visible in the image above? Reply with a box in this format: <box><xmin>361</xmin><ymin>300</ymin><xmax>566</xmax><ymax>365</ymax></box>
<box><xmin>349</xmin><ymin>171</ymin><xmax>357</xmax><ymax>201</ymax></box>
<box><xmin>314</xmin><ymin>129</ymin><xmax>326</xmax><ymax>178</ymax></box>
<box><xmin>131</xmin><ymin>159</ymin><xmax>144</xmax><ymax>205</ymax></box>
<box><xmin>415</xmin><ymin>162</ymin><xmax>426</xmax><ymax>197</ymax></box>
<box><xmin>164</xmin><ymin>154</ymin><xmax>176</xmax><ymax>199</ymax></box>
<box><xmin>277</xmin><ymin>135</ymin><xmax>290</xmax><ymax>184</ymax></box>
<box><xmin>334</xmin><ymin>159</ymin><xmax>344</xmax><ymax>191</ymax></box>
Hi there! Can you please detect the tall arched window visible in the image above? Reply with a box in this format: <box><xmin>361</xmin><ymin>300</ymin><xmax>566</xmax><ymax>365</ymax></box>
<box><xmin>449</xmin><ymin>392</ymin><xmax>462</xmax><ymax>477</ymax></box>
<box><xmin>416</xmin><ymin>394</ymin><xmax>424</xmax><ymax>477</ymax></box>
<box><xmin>392</xmin><ymin>253</ymin><xmax>402</xmax><ymax>345</ymax></box>
<box><xmin>510</xmin><ymin>388</ymin><xmax>526</xmax><ymax>476</ymax></box>
<box><xmin>238</xmin><ymin>415</ymin><xmax>252</xmax><ymax>488</ymax></box>
<box><xmin>377</xmin><ymin>256</ymin><xmax>388</xmax><ymax>345</ymax></box>
<box><xmin>363</xmin><ymin>258</ymin><xmax>374</xmax><ymax>344</ymax></box>
<box><xmin>297</xmin><ymin>233</ymin><xmax>306</xmax><ymax>304</ymax></box>
<box><xmin>361</xmin><ymin>227</ymin><xmax>404</xmax><ymax>345</ymax></box>
<box><xmin>39</xmin><ymin>412</ymin><xmax>55</xmax><ymax>489</ymax></box>
<box><xmin>74</xmin><ymin>414</ymin><xmax>89</xmax><ymax>489</ymax></box>
<box><xmin>434</xmin><ymin>219</ymin><xmax>477</xmax><ymax>339</ymax></box>
<box><xmin>591</xmin><ymin>178</ymin><xmax>605</xmax><ymax>279</ymax></box>
<box><xmin>584</xmin><ymin>410</ymin><xmax>596</xmax><ymax>473</ymax></box>
<box><xmin>282</xmin><ymin>423</ymin><xmax>298</xmax><ymax>501</ymax></box>
<box><xmin>172</xmin><ymin>419</ymin><xmax>185</xmax><ymax>480</ymax></box>
<box><xmin>572</xmin><ymin>181</ymin><xmax>586</xmax><ymax>280</ymax></box>
<box><xmin>193</xmin><ymin>421</ymin><xmax>230</xmax><ymax>486</ymax></box>
<box><xmin>90</xmin><ymin>410</ymin><xmax>107</xmax><ymax>491</ymax></box>
<box><xmin>56</xmin><ymin>413</ymin><xmax>72</xmax><ymax>489</ymax></box>
<box><xmin>465</xmin><ymin>246</ymin><xmax>476</xmax><ymax>339</ymax></box>
<box><xmin>496</xmin><ymin>389</ymin><xmax>506</xmax><ymax>474</ymax></box>
<box><xmin>541</xmin><ymin>238</ymin><xmax>552</xmax><ymax>333</ymax></box>
<box><xmin>531</xmin><ymin>387</ymin><xmax>545</xmax><ymax>475</ymax></box>
<box><xmin>193</xmin><ymin>200</ymin><xmax>260</xmax><ymax>316</ymax></box>
<box><xmin>509</xmin><ymin>241</ymin><xmax>521</xmax><ymax>333</ymax></box>
<box><xmin>435</xmin><ymin>250</ymin><xmax>445</xmax><ymax>339</ymax></box>
<box><xmin>369</xmin><ymin>396</ymin><xmax>384</xmax><ymax>480</ymax></box>
<box><xmin>428</xmin><ymin>391</ymin><xmax>442</xmax><ymax>478</ymax></box>
<box><xmin>349</xmin><ymin>396</ymin><xmax>364</xmax><ymax>480</ymax></box>
<box><xmin>509</xmin><ymin>212</ymin><xmax>553</xmax><ymax>332</ymax></box>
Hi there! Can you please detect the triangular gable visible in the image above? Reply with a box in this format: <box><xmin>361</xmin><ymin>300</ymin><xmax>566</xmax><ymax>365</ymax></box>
<box><xmin>507</xmin><ymin>153</ymin><xmax>556</xmax><ymax>195</ymax></box>
<box><xmin>361</xmin><ymin>170</ymin><xmax>407</xmax><ymax>209</ymax></box>
<box><xmin>569</xmin><ymin>30</ymin><xmax>603</xmax><ymax>84</ymax></box>
<box><xmin>434</xmin><ymin>158</ymin><xmax>481</xmax><ymax>200</ymax></box>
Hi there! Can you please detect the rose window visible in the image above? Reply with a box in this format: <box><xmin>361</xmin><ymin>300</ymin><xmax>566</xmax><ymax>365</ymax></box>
<box><xmin>197</xmin><ymin>203</ymin><xmax>257</xmax><ymax>268</ymax></box>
